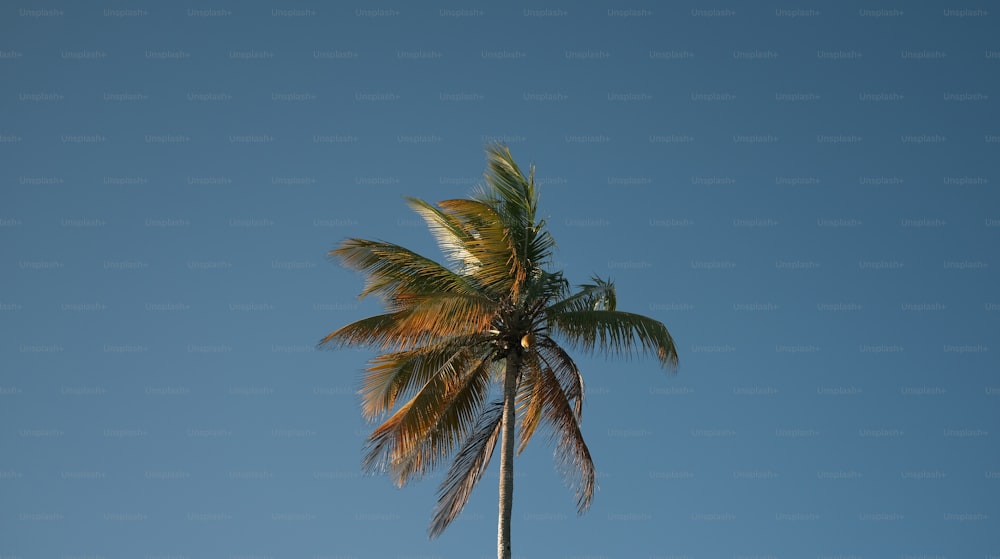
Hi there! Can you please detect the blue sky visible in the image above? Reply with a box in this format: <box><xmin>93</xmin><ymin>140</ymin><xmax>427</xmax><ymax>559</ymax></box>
<box><xmin>2</xmin><ymin>1</ymin><xmax>998</xmax><ymax>557</ymax></box>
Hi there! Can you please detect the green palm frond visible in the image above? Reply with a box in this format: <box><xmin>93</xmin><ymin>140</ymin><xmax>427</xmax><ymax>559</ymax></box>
<box><xmin>521</xmin><ymin>269</ymin><xmax>570</xmax><ymax>315</ymax></box>
<box><xmin>546</xmin><ymin>276</ymin><xmax>617</xmax><ymax>314</ymax></box>
<box><xmin>548</xmin><ymin>309</ymin><xmax>679</xmax><ymax>369</ymax></box>
<box><xmin>476</xmin><ymin>144</ymin><xmax>538</xmax><ymax>225</ymax></box>
<box><xmin>430</xmin><ymin>399</ymin><xmax>504</xmax><ymax>538</ymax></box>
<box><xmin>474</xmin><ymin>144</ymin><xmax>556</xmax><ymax>270</ymax></box>
<box><xmin>363</xmin><ymin>348</ymin><xmax>495</xmax><ymax>486</ymax></box>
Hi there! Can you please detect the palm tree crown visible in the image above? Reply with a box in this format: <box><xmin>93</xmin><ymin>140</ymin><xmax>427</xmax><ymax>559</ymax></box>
<box><xmin>320</xmin><ymin>144</ymin><xmax>678</xmax><ymax>548</ymax></box>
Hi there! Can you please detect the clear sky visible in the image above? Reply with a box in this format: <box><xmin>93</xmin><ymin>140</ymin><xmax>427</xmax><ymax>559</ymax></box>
<box><xmin>2</xmin><ymin>1</ymin><xmax>998</xmax><ymax>557</ymax></box>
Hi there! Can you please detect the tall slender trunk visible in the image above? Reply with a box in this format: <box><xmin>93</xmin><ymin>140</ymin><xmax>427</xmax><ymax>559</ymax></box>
<box><xmin>497</xmin><ymin>349</ymin><xmax>520</xmax><ymax>559</ymax></box>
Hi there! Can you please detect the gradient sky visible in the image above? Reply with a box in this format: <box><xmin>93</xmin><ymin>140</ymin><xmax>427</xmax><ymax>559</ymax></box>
<box><xmin>2</xmin><ymin>2</ymin><xmax>998</xmax><ymax>558</ymax></box>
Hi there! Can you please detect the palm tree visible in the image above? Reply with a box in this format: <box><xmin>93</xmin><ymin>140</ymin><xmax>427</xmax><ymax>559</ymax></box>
<box><xmin>320</xmin><ymin>144</ymin><xmax>678</xmax><ymax>559</ymax></box>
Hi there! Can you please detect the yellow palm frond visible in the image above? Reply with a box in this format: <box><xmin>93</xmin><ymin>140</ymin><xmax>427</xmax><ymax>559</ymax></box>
<box><xmin>318</xmin><ymin>293</ymin><xmax>497</xmax><ymax>352</ymax></box>
<box><xmin>363</xmin><ymin>349</ymin><xmax>495</xmax><ymax>486</ymax></box>
<box><xmin>360</xmin><ymin>335</ymin><xmax>493</xmax><ymax>420</ymax></box>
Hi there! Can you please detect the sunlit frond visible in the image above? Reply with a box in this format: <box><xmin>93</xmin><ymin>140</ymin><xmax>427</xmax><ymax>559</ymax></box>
<box><xmin>363</xmin><ymin>349</ymin><xmax>494</xmax><ymax>486</ymax></box>
<box><xmin>318</xmin><ymin>293</ymin><xmax>497</xmax><ymax>352</ymax></box>
<box><xmin>406</xmin><ymin>197</ymin><xmax>481</xmax><ymax>275</ymax></box>
<box><xmin>437</xmin><ymin>198</ymin><xmax>525</xmax><ymax>298</ymax></box>
<box><xmin>430</xmin><ymin>399</ymin><xmax>504</xmax><ymax>538</ymax></box>
<box><xmin>331</xmin><ymin>238</ymin><xmax>483</xmax><ymax>309</ymax></box>
<box><xmin>548</xmin><ymin>309</ymin><xmax>679</xmax><ymax>369</ymax></box>
<box><xmin>318</xmin><ymin>312</ymin><xmax>397</xmax><ymax>348</ymax></box>
<box><xmin>360</xmin><ymin>334</ymin><xmax>493</xmax><ymax>420</ymax></box>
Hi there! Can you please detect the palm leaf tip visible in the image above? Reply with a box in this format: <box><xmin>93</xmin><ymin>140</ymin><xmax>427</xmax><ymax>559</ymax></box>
<box><xmin>659</xmin><ymin>343</ymin><xmax>679</xmax><ymax>370</ymax></box>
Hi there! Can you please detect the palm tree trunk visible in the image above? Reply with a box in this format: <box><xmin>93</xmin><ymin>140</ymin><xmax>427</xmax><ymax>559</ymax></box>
<box><xmin>497</xmin><ymin>349</ymin><xmax>520</xmax><ymax>559</ymax></box>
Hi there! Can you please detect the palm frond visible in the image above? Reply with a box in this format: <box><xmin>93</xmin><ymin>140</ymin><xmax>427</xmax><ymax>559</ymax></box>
<box><xmin>360</xmin><ymin>334</ymin><xmax>492</xmax><ymax>420</ymax></box>
<box><xmin>521</xmin><ymin>269</ymin><xmax>569</xmax><ymax>315</ymax></box>
<box><xmin>363</xmin><ymin>349</ymin><xmax>494</xmax><ymax>486</ymax></box>
<box><xmin>535</xmin><ymin>337</ymin><xmax>585</xmax><ymax>419</ymax></box>
<box><xmin>532</xmin><ymin>355</ymin><xmax>596</xmax><ymax>513</ymax></box>
<box><xmin>318</xmin><ymin>312</ymin><xmax>399</xmax><ymax>348</ymax></box>
<box><xmin>437</xmin><ymin>198</ymin><xmax>526</xmax><ymax>299</ymax></box>
<box><xmin>547</xmin><ymin>309</ymin><xmax>679</xmax><ymax>369</ymax></box>
<box><xmin>429</xmin><ymin>399</ymin><xmax>504</xmax><ymax>538</ymax></box>
<box><xmin>330</xmin><ymin>238</ymin><xmax>479</xmax><ymax>307</ymax></box>
<box><xmin>516</xmin><ymin>339</ymin><xmax>586</xmax><ymax>450</ymax></box>
<box><xmin>406</xmin><ymin>197</ymin><xmax>481</xmax><ymax>276</ymax></box>
<box><xmin>477</xmin><ymin>143</ymin><xmax>537</xmax><ymax>223</ymax></box>
<box><xmin>546</xmin><ymin>277</ymin><xmax>617</xmax><ymax>315</ymax></box>
<box><xmin>515</xmin><ymin>353</ymin><xmax>546</xmax><ymax>454</ymax></box>
<box><xmin>318</xmin><ymin>293</ymin><xmax>497</xmax><ymax>352</ymax></box>
<box><xmin>475</xmin><ymin>144</ymin><xmax>556</xmax><ymax>270</ymax></box>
